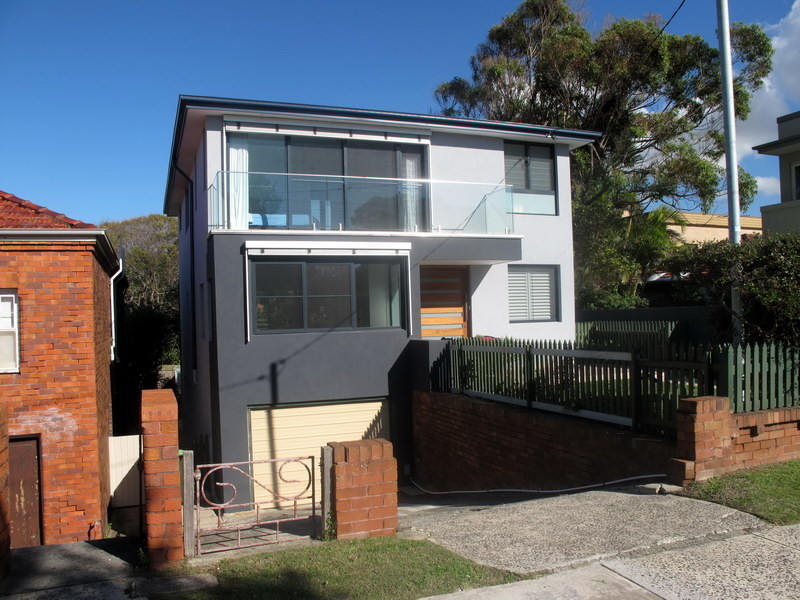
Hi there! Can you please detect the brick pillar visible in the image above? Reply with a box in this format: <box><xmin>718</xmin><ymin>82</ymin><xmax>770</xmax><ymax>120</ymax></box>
<box><xmin>0</xmin><ymin>406</ymin><xmax>9</xmax><ymax>580</ymax></box>
<box><xmin>669</xmin><ymin>396</ymin><xmax>735</xmax><ymax>485</ymax></box>
<box><xmin>141</xmin><ymin>389</ymin><xmax>184</xmax><ymax>569</ymax></box>
<box><xmin>328</xmin><ymin>439</ymin><xmax>397</xmax><ymax>540</ymax></box>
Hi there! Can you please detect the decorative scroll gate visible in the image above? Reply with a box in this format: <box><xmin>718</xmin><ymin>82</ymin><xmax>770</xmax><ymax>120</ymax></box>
<box><xmin>194</xmin><ymin>456</ymin><xmax>317</xmax><ymax>555</ymax></box>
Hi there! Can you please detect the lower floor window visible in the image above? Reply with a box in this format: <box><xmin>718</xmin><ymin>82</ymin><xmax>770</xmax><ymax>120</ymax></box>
<box><xmin>508</xmin><ymin>265</ymin><xmax>559</xmax><ymax>322</ymax></box>
<box><xmin>252</xmin><ymin>258</ymin><xmax>404</xmax><ymax>332</ymax></box>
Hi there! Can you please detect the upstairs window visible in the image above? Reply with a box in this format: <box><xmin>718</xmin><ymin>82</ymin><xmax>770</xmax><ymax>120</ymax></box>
<box><xmin>226</xmin><ymin>133</ymin><xmax>427</xmax><ymax>232</ymax></box>
<box><xmin>793</xmin><ymin>162</ymin><xmax>800</xmax><ymax>202</ymax></box>
<box><xmin>252</xmin><ymin>258</ymin><xmax>404</xmax><ymax>333</ymax></box>
<box><xmin>0</xmin><ymin>292</ymin><xmax>19</xmax><ymax>372</ymax></box>
<box><xmin>504</xmin><ymin>142</ymin><xmax>556</xmax><ymax>215</ymax></box>
<box><xmin>508</xmin><ymin>266</ymin><xmax>559</xmax><ymax>322</ymax></box>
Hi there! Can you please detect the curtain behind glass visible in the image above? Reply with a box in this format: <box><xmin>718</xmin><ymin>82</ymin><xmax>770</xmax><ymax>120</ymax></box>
<box><xmin>400</xmin><ymin>145</ymin><xmax>424</xmax><ymax>231</ymax></box>
<box><xmin>227</xmin><ymin>134</ymin><xmax>250</xmax><ymax>229</ymax></box>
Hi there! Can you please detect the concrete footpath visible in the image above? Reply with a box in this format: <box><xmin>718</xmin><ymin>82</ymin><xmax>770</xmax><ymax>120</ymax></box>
<box><xmin>423</xmin><ymin>524</ymin><xmax>800</xmax><ymax>599</ymax></box>
<box><xmin>401</xmin><ymin>490</ymin><xmax>800</xmax><ymax>600</ymax></box>
<box><xmin>0</xmin><ymin>538</ymin><xmax>215</xmax><ymax>599</ymax></box>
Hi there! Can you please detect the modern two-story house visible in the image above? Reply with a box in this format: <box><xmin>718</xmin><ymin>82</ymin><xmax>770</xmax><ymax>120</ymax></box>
<box><xmin>164</xmin><ymin>96</ymin><xmax>599</xmax><ymax>503</ymax></box>
<box><xmin>755</xmin><ymin>111</ymin><xmax>800</xmax><ymax>233</ymax></box>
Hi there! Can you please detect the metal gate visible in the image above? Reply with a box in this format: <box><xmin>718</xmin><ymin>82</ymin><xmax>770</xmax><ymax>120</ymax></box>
<box><xmin>194</xmin><ymin>456</ymin><xmax>317</xmax><ymax>555</ymax></box>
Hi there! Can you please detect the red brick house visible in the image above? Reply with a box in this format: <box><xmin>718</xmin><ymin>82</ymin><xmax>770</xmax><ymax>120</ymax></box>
<box><xmin>0</xmin><ymin>190</ymin><xmax>120</xmax><ymax>547</ymax></box>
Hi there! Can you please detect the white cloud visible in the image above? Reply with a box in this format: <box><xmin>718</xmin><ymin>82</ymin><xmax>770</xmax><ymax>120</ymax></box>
<box><xmin>755</xmin><ymin>175</ymin><xmax>781</xmax><ymax>196</ymax></box>
<box><xmin>736</xmin><ymin>0</ymin><xmax>800</xmax><ymax>159</ymax></box>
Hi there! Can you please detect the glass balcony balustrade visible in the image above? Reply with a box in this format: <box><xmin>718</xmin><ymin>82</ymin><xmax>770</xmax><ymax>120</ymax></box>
<box><xmin>208</xmin><ymin>172</ymin><xmax>514</xmax><ymax>235</ymax></box>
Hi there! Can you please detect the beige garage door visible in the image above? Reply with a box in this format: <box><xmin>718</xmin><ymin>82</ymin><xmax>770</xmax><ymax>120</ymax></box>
<box><xmin>249</xmin><ymin>400</ymin><xmax>388</xmax><ymax>508</ymax></box>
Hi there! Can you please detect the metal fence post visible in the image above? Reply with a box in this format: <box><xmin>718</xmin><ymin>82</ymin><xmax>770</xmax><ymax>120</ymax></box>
<box><xmin>321</xmin><ymin>445</ymin><xmax>333</xmax><ymax>539</ymax></box>
<box><xmin>180</xmin><ymin>450</ymin><xmax>196</xmax><ymax>557</ymax></box>
<box><xmin>631</xmin><ymin>351</ymin><xmax>642</xmax><ymax>432</ymax></box>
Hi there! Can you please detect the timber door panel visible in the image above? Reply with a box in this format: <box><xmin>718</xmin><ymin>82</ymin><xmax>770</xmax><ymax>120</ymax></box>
<box><xmin>10</xmin><ymin>438</ymin><xmax>42</xmax><ymax>548</ymax></box>
<box><xmin>420</xmin><ymin>267</ymin><xmax>469</xmax><ymax>338</ymax></box>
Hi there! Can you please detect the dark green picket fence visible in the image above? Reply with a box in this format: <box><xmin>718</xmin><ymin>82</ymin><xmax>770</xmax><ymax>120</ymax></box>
<box><xmin>575</xmin><ymin>320</ymin><xmax>681</xmax><ymax>351</ymax></box>
<box><xmin>432</xmin><ymin>338</ymin><xmax>717</xmax><ymax>434</ymax></box>
<box><xmin>431</xmin><ymin>337</ymin><xmax>800</xmax><ymax>433</ymax></box>
<box><xmin>727</xmin><ymin>343</ymin><xmax>800</xmax><ymax>412</ymax></box>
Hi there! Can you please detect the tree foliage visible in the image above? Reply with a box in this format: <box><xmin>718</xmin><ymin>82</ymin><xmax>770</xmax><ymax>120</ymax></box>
<box><xmin>101</xmin><ymin>214</ymin><xmax>179</xmax><ymax>315</ymax></box>
<box><xmin>101</xmin><ymin>214</ymin><xmax>180</xmax><ymax>396</ymax></box>
<box><xmin>435</xmin><ymin>0</ymin><xmax>773</xmax><ymax>305</ymax></box>
<box><xmin>666</xmin><ymin>235</ymin><xmax>800</xmax><ymax>345</ymax></box>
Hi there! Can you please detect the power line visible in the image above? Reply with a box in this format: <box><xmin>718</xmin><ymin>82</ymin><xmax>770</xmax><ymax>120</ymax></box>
<box><xmin>645</xmin><ymin>0</ymin><xmax>688</xmax><ymax>54</ymax></box>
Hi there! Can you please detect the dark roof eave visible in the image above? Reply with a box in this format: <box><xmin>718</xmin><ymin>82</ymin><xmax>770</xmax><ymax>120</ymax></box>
<box><xmin>753</xmin><ymin>134</ymin><xmax>800</xmax><ymax>155</ymax></box>
<box><xmin>163</xmin><ymin>94</ymin><xmax>603</xmax><ymax>214</ymax></box>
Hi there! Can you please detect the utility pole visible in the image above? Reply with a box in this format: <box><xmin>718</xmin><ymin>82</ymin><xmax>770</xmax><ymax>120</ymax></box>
<box><xmin>716</xmin><ymin>0</ymin><xmax>743</xmax><ymax>343</ymax></box>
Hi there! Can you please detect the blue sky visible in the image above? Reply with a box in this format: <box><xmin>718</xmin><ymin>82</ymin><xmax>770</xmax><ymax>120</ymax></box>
<box><xmin>1</xmin><ymin>0</ymin><xmax>797</xmax><ymax>224</ymax></box>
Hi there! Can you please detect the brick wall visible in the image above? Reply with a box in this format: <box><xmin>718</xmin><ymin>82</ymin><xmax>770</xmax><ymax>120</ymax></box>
<box><xmin>328</xmin><ymin>439</ymin><xmax>397</xmax><ymax>540</ymax></box>
<box><xmin>141</xmin><ymin>389</ymin><xmax>184</xmax><ymax>569</ymax></box>
<box><xmin>670</xmin><ymin>397</ymin><xmax>800</xmax><ymax>484</ymax></box>
<box><xmin>0</xmin><ymin>406</ymin><xmax>9</xmax><ymax>579</ymax></box>
<box><xmin>414</xmin><ymin>392</ymin><xmax>675</xmax><ymax>491</ymax></box>
<box><xmin>0</xmin><ymin>241</ymin><xmax>113</xmax><ymax>544</ymax></box>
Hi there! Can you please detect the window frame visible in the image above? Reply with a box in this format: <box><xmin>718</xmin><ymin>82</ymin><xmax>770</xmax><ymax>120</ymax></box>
<box><xmin>249</xmin><ymin>256</ymin><xmax>408</xmax><ymax>335</ymax></box>
<box><xmin>792</xmin><ymin>161</ymin><xmax>800</xmax><ymax>202</ymax></box>
<box><xmin>0</xmin><ymin>291</ymin><xmax>20</xmax><ymax>373</ymax></box>
<box><xmin>504</xmin><ymin>142</ymin><xmax>558</xmax><ymax>216</ymax></box>
<box><xmin>225</xmin><ymin>131</ymin><xmax>430</xmax><ymax>231</ymax></box>
<box><xmin>507</xmin><ymin>265</ymin><xmax>560</xmax><ymax>323</ymax></box>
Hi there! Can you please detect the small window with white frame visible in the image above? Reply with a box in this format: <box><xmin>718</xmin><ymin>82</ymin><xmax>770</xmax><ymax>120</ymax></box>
<box><xmin>508</xmin><ymin>266</ymin><xmax>559</xmax><ymax>322</ymax></box>
<box><xmin>0</xmin><ymin>292</ymin><xmax>19</xmax><ymax>372</ymax></box>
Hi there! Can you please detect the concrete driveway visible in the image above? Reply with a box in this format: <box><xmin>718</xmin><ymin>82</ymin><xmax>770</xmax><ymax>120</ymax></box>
<box><xmin>400</xmin><ymin>489</ymin><xmax>765</xmax><ymax>573</ymax></box>
<box><xmin>402</xmin><ymin>489</ymin><xmax>800</xmax><ymax>599</ymax></box>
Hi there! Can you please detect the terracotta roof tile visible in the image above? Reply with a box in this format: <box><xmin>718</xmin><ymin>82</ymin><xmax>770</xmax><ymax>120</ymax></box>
<box><xmin>0</xmin><ymin>190</ymin><xmax>96</xmax><ymax>229</ymax></box>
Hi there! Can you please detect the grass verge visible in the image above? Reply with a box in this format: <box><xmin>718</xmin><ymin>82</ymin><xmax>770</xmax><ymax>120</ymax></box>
<box><xmin>161</xmin><ymin>538</ymin><xmax>536</xmax><ymax>600</ymax></box>
<box><xmin>682</xmin><ymin>459</ymin><xmax>800</xmax><ymax>525</ymax></box>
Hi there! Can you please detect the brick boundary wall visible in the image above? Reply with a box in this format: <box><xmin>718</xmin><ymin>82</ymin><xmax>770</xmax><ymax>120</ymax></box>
<box><xmin>0</xmin><ymin>406</ymin><xmax>9</xmax><ymax>580</ymax></box>
<box><xmin>327</xmin><ymin>439</ymin><xmax>397</xmax><ymax>540</ymax></box>
<box><xmin>413</xmin><ymin>391</ymin><xmax>675</xmax><ymax>491</ymax></box>
<box><xmin>141</xmin><ymin>389</ymin><xmax>184</xmax><ymax>569</ymax></box>
<box><xmin>669</xmin><ymin>397</ymin><xmax>800</xmax><ymax>485</ymax></box>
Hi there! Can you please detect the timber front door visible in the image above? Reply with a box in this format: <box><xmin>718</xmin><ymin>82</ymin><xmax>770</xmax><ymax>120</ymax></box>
<box><xmin>420</xmin><ymin>266</ymin><xmax>470</xmax><ymax>338</ymax></box>
<box><xmin>10</xmin><ymin>437</ymin><xmax>42</xmax><ymax>548</ymax></box>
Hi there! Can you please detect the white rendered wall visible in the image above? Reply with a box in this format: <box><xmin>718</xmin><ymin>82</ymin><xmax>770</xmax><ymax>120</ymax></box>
<box><xmin>429</xmin><ymin>134</ymin><xmax>575</xmax><ymax>342</ymax></box>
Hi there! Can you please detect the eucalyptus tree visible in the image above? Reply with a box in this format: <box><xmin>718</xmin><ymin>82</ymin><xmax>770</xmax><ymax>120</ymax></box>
<box><xmin>435</xmin><ymin>0</ymin><xmax>773</xmax><ymax>305</ymax></box>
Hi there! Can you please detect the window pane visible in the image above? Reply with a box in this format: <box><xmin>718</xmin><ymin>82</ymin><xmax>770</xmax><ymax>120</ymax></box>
<box><xmin>346</xmin><ymin>180</ymin><xmax>400</xmax><ymax>230</ymax></box>
<box><xmin>355</xmin><ymin>263</ymin><xmax>402</xmax><ymax>328</ymax></box>
<box><xmin>0</xmin><ymin>331</ymin><xmax>17</xmax><ymax>370</ymax></box>
<box><xmin>308</xmin><ymin>297</ymin><xmax>352</xmax><ymax>329</ymax></box>
<box><xmin>527</xmin><ymin>146</ymin><xmax>554</xmax><ymax>192</ymax></box>
<box><xmin>287</xmin><ymin>177</ymin><xmax>344</xmax><ymax>230</ymax></box>
<box><xmin>504</xmin><ymin>143</ymin><xmax>527</xmax><ymax>190</ymax></box>
<box><xmin>255</xmin><ymin>264</ymin><xmax>302</xmax><ymax>297</ymax></box>
<box><xmin>307</xmin><ymin>264</ymin><xmax>350</xmax><ymax>296</ymax></box>
<box><xmin>0</xmin><ymin>296</ymin><xmax>13</xmax><ymax>329</ymax></box>
<box><xmin>289</xmin><ymin>138</ymin><xmax>343</xmax><ymax>175</ymax></box>
<box><xmin>248</xmin><ymin>135</ymin><xmax>287</xmax><ymax>174</ymax></box>
<box><xmin>511</xmin><ymin>193</ymin><xmax>556</xmax><ymax>215</ymax></box>
<box><xmin>256</xmin><ymin>297</ymin><xmax>303</xmax><ymax>330</ymax></box>
<box><xmin>347</xmin><ymin>141</ymin><xmax>396</xmax><ymax>178</ymax></box>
